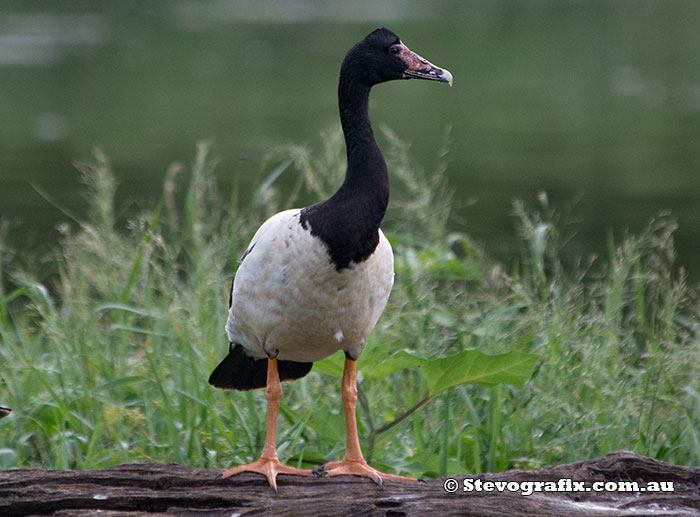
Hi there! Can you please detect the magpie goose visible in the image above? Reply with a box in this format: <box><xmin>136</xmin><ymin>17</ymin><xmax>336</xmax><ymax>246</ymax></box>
<box><xmin>209</xmin><ymin>27</ymin><xmax>452</xmax><ymax>489</ymax></box>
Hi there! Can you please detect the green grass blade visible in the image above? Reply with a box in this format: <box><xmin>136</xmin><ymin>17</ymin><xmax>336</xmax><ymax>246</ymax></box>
<box><xmin>120</xmin><ymin>201</ymin><xmax>162</xmax><ymax>303</ymax></box>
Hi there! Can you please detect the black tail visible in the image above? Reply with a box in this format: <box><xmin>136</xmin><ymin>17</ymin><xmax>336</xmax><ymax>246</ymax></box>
<box><xmin>208</xmin><ymin>344</ymin><xmax>313</xmax><ymax>390</ymax></box>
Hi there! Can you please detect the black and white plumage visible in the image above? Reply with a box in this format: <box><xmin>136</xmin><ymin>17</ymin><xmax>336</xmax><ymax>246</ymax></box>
<box><xmin>209</xmin><ymin>27</ymin><xmax>452</xmax><ymax>488</ymax></box>
<box><xmin>210</xmin><ymin>28</ymin><xmax>451</xmax><ymax>389</ymax></box>
<box><xmin>230</xmin><ymin>208</ymin><xmax>393</xmax><ymax>360</ymax></box>
<box><xmin>208</xmin><ymin>207</ymin><xmax>394</xmax><ymax>389</ymax></box>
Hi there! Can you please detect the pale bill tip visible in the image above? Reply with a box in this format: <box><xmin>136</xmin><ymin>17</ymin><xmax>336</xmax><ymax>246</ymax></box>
<box><xmin>441</xmin><ymin>69</ymin><xmax>454</xmax><ymax>87</ymax></box>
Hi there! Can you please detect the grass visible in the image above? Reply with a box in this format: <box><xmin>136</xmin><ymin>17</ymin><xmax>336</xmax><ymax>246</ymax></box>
<box><xmin>1</xmin><ymin>130</ymin><xmax>699</xmax><ymax>477</ymax></box>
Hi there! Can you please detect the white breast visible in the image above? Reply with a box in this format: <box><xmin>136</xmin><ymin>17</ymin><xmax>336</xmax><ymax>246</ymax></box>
<box><xmin>225</xmin><ymin>209</ymin><xmax>394</xmax><ymax>363</ymax></box>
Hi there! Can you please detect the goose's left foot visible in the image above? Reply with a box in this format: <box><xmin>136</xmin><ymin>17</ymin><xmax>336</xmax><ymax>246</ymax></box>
<box><xmin>315</xmin><ymin>459</ymin><xmax>415</xmax><ymax>485</ymax></box>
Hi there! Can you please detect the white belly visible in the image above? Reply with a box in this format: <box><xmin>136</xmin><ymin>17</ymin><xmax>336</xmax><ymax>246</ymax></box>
<box><xmin>225</xmin><ymin>209</ymin><xmax>394</xmax><ymax>362</ymax></box>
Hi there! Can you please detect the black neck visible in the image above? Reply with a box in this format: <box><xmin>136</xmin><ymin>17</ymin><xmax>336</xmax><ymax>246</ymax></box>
<box><xmin>339</xmin><ymin>80</ymin><xmax>374</xmax><ymax>157</ymax></box>
<box><xmin>335</xmin><ymin>70</ymin><xmax>389</xmax><ymax>211</ymax></box>
<box><xmin>298</xmin><ymin>67</ymin><xmax>390</xmax><ymax>270</ymax></box>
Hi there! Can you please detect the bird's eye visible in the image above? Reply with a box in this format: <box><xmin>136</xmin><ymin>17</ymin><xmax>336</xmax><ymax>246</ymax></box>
<box><xmin>389</xmin><ymin>45</ymin><xmax>401</xmax><ymax>56</ymax></box>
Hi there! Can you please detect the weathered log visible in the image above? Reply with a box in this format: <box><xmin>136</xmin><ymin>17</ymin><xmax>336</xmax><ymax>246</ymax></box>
<box><xmin>1</xmin><ymin>451</ymin><xmax>698</xmax><ymax>516</ymax></box>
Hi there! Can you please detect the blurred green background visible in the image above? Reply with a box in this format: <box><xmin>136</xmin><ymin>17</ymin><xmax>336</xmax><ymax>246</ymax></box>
<box><xmin>2</xmin><ymin>0</ymin><xmax>699</xmax><ymax>279</ymax></box>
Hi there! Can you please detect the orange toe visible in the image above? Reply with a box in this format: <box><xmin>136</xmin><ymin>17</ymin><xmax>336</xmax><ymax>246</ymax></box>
<box><xmin>318</xmin><ymin>459</ymin><xmax>416</xmax><ymax>485</ymax></box>
<box><xmin>219</xmin><ymin>457</ymin><xmax>313</xmax><ymax>491</ymax></box>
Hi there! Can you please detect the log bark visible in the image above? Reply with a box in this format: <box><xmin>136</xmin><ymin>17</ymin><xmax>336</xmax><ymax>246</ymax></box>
<box><xmin>1</xmin><ymin>451</ymin><xmax>698</xmax><ymax>516</ymax></box>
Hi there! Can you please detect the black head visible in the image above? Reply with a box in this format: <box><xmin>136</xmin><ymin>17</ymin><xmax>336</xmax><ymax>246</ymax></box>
<box><xmin>341</xmin><ymin>27</ymin><xmax>453</xmax><ymax>87</ymax></box>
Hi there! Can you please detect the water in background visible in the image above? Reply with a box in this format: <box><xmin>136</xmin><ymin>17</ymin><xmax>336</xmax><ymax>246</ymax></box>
<box><xmin>2</xmin><ymin>0</ymin><xmax>699</xmax><ymax>279</ymax></box>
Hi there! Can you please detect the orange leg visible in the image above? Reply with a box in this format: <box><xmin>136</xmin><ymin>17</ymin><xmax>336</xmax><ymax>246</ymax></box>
<box><xmin>319</xmin><ymin>357</ymin><xmax>416</xmax><ymax>484</ymax></box>
<box><xmin>218</xmin><ymin>357</ymin><xmax>312</xmax><ymax>490</ymax></box>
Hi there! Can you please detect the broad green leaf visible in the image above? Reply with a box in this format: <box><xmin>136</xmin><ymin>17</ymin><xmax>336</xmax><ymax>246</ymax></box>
<box><xmin>420</xmin><ymin>349</ymin><xmax>538</xmax><ymax>395</ymax></box>
<box><xmin>313</xmin><ymin>347</ymin><xmax>537</xmax><ymax>397</ymax></box>
<box><xmin>312</xmin><ymin>350</ymin><xmax>345</xmax><ymax>378</ymax></box>
<box><xmin>360</xmin><ymin>349</ymin><xmax>423</xmax><ymax>380</ymax></box>
<box><xmin>314</xmin><ymin>347</ymin><xmax>424</xmax><ymax>380</ymax></box>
